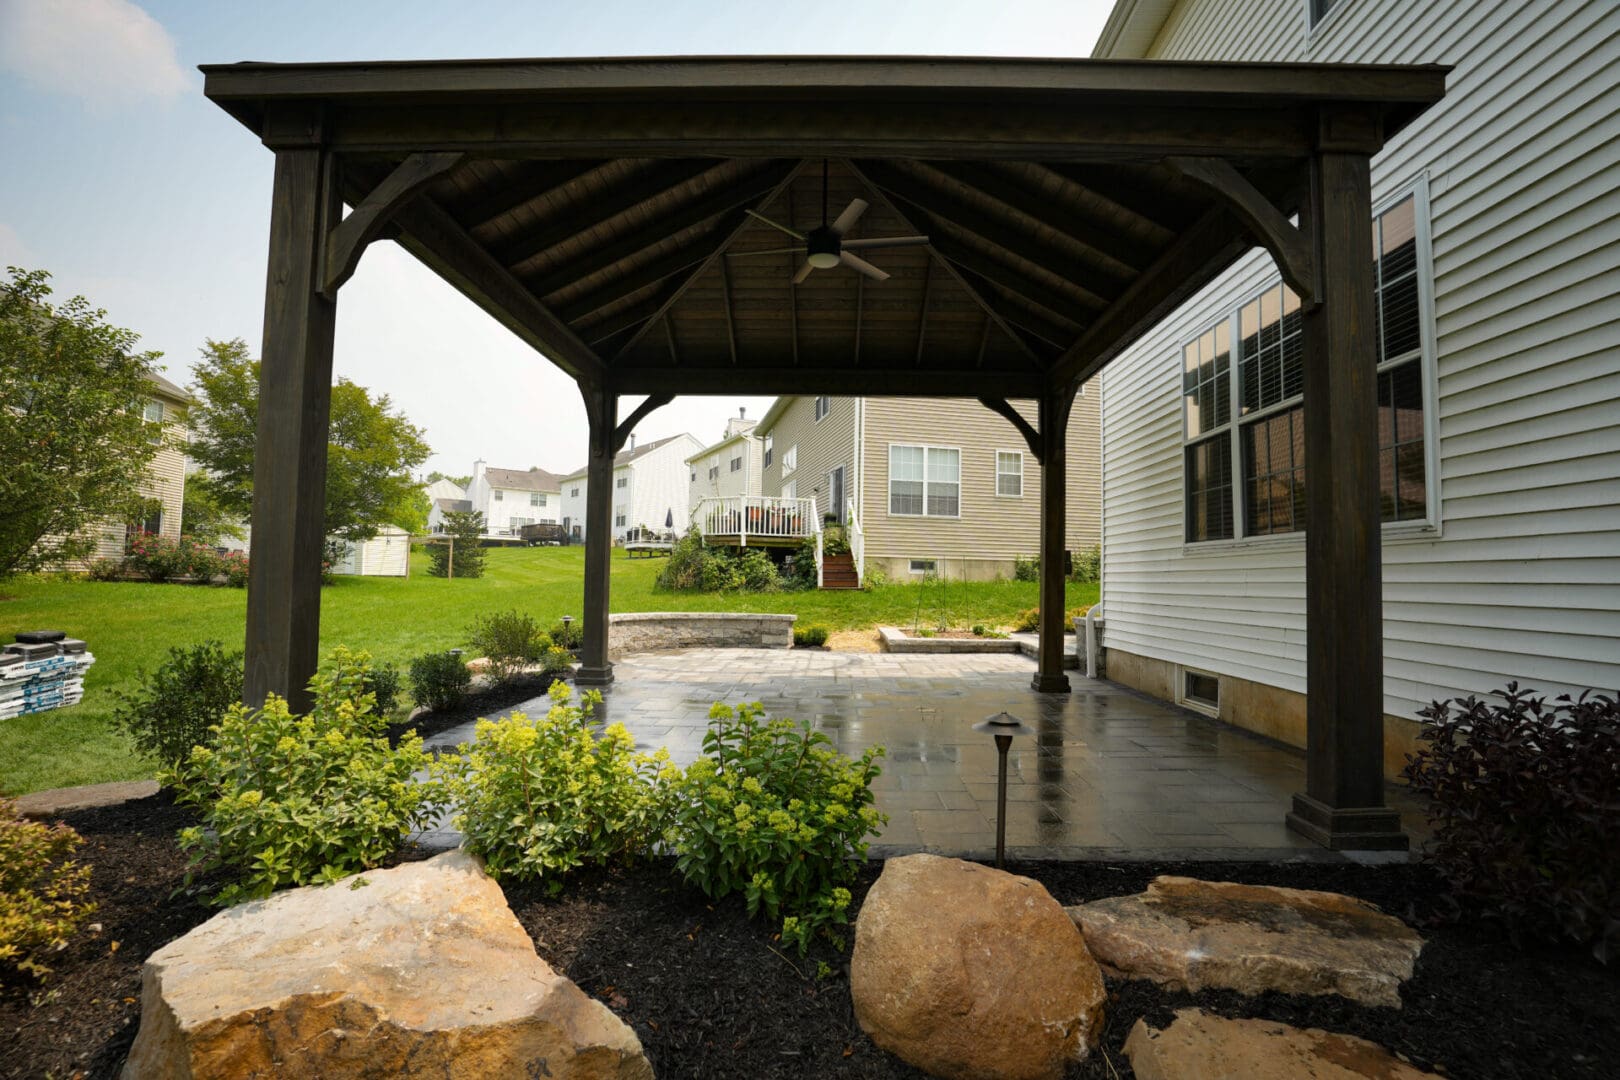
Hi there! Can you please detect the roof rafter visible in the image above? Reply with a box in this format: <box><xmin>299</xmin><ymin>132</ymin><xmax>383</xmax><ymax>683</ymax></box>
<box><xmin>455</xmin><ymin>160</ymin><xmax>605</xmax><ymax>233</ymax></box>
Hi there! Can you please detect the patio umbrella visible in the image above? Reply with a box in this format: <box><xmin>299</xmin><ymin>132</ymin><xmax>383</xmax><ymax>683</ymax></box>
<box><xmin>665</xmin><ymin>508</ymin><xmax>674</xmax><ymax>528</ymax></box>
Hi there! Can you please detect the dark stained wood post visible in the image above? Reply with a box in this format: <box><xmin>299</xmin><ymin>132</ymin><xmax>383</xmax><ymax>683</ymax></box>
<box><xmin>576</xmin><ymin>385</ymin><xmax>617</xmax><ymax>687</ymax></box>
<box><xmin>1286</xmin><ymin>109</ymin><xmax>1408</xmax><ymax>850</ymax></box>
<box><xmin>1033</xmin><ymin>384</ymin><xmax>1077</xmax><ymax>693</ymax></box>
<box><xmin>244</xmin><ymin>109</ymin><xmax>339</xmax><ymax>713</ymax></box>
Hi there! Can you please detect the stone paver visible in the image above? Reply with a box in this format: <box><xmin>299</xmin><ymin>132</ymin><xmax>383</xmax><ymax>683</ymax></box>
<box><xmin>13</xmin><ymin>780</ymin><xmax>160</xmax><ymax>820</ymax></box>
<box><xmin>422</xmin><ymin>649</ymin><xmax>1427</xmax><ymax>859</ymax></box>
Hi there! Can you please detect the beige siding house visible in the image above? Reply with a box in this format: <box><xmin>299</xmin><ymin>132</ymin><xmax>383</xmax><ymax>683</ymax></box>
<box><xmin>753</xmin><ymin>382</ymin><xmax>1100</xmax><ymax>581</ymax></box>
<box><xmin>78</xmin><ymin>371</ymin><xmax>191</xmax><ymax>564</ymax></box>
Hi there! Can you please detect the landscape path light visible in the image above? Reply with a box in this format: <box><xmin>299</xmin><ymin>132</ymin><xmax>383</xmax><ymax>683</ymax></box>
<box><xmin>972</xmin><ymin>711</ymin><xmax>1035</xmax><ymax>869</ymax></box>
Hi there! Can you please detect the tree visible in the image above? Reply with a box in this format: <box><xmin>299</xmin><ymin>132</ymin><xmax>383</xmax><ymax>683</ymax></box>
<box><xmin>188</xmin><ymin>338</ymin><xmax>432</xmax><ymax>543</ymax></box>
<box><xmin>180</xmin><ymin>483</ymin><xmax>245</xmax><ymax>547</ymax></box>
<box><xmin>425</xmin><ymin>470</ymin><xmax>471</xmax><ymax>488</ymax></box>
<box><xmin>427</xmin><ymin>510</ymin><xmax>486</xmax><ymax>579</ymax></box>
<box><xmin>0</xmin><ymin>267</ymin><xmax>164</xmax><ymax>577</ymax></box>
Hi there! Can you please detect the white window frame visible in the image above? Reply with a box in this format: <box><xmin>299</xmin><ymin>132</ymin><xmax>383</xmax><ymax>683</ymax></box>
<box><xmin>782</xmin><ymin>445</ymin><xmax>798</xmax><ymax>476</ymax></box>
<box><xmin>730</xmin><ymin>455</ymin><xmax>742</xmax><ymax>473</ymax></box>
<box><xmin>616</xmin><ymin>476</ymin><xmax>628</xmax><ymax>489</ymax></box>
<box><xmin>1305</xmin><ymin>0</ymin><xmax>1351</xmax><ymax>36</ymax></box>
<box><xmin>530</xmin><ymin>493</ymin><xmax>542</xmax><ymax>506</ymax></box>
<box><xmin>763</xmin><ymin>434</ymin><xmax>773</xmax><ymax>467</ymax></box>
<box><xmin>1180</xmin><ymin>177</ymin><xmax>1439</xmax><ymax>552</ymax></box>
<box><xmin>144</xmin><ymin>400</ymin><xmax>164</xmax><ymax>444</ymax></box>
<box><xmin>813</xmin><ymin>395</ymin><xmax>830</xmax><ymax>423</ymax></box>
<box><xmin>887</xmin><ymin>443</ymin><xmax>961</xmax><ymax>519</ymax></box>
<box><xmin>570</xmin><ymin>486</ymin><xmax>580</xmax><ymax>498</ymax></box>
<box><xmin>493</xmin><ymin>489</ymin><xmax>504</xmax><ymax>501</ymax></box>
<box><xmin>908</xmin><ymin>558</ymin><xmax>937</xmax><ymax>575</ymax></box>
<box><xmin>995</xmin><ymin>450</ymin><xmax>1024</xmax><ymax>498</ymax></box>
<box><xmin>1176</xmin><ymin>664</ymin><xmax>1222</xmax><ymax>718</ymax></box>
<box><xmin>614</xmin><ymin>513</ymin><xmax>626</xmax><ymax>527</ymax></box>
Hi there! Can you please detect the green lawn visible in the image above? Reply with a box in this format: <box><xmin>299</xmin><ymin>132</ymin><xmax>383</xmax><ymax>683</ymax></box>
<box><xmin>0</xmin><ymin>546</ymin><xmax>1095</xmax><ymax>795</ymax></box>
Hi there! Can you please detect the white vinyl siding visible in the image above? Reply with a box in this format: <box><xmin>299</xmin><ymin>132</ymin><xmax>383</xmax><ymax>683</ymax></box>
<box><xmin>1098</xmin><ymin>0</ymin><xmax>1620</xmax><ymax>720</ymax></box>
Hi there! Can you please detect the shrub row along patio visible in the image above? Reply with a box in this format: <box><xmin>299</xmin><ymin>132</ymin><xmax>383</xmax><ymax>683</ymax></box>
<box><xmin>0</xmin><ymin>545</ymin><xmax>1096</xmax><ymax>794</ymax></box>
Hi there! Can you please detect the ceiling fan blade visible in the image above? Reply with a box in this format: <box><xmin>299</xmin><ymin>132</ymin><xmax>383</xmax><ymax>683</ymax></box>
<box><xmin>745</xmin><ymin>208</ymin><xmax>805</xmax><ymax>241</ymax></box>
<box><xmin>841</xmin><ymin>236</ymin><xmax>930</xmax><ymax>250</ymax></box>
<box><xmin>725</xmin><ymin>246</ymin><xmax>804</xmax><ymax>257</ymax></box>
<box><xmin>840</xmin><ymin>251</ymin><xmax>890</xmax><ymax>281</ymax></box>
<box><xmin>792</xmin><ymin>259</ymin><xmax>816</xmax><ymax>284</ymax></box>
<box><xmin>830</xmin><ymin>198</ymin><xmax>869</xmax><ymax>237</ymax></box>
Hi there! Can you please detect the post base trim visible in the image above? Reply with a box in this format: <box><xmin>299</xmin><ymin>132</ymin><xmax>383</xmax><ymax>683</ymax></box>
<box><xmin>573</xmin><ymin>664</ymin><xmax>615</xmax><ymax>688</ymax></box>
<box><xmin>1285</xmin><ymin>792</ymin><xmax>1409</xmax><ymax>851</ymax></box>
<box><xmin>1030</xmin><ymin>672</ymin><xmax>1072</xmax><ymax>694</ymax></box>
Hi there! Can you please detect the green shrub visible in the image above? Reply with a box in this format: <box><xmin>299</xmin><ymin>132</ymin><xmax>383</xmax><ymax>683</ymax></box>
<box><xmin>660</xmin><ymin>530</ymin><xmax>784</xmax><ymax>593</ymax></box>
<box><xmin>428</xmin><ymin>510</ymin><xmax>487</xmax><ymax>579</ymax></box>
<box><xmin>735</xmin><ymin>548</ymin><xmax>782</xmax><ymax>592</ymax></box>
<box><xmin>861</xmin><ymin>562</ymin><xmax>889</xmax><ymax>589</ymax></box>
<box><xmin>408</xmin><ymin>650</ymin><xmax>472</xmax><ymax>712</ymax></box>
<box><xmin>219</xmin><ymin>549</ymin><xmax>250</xmax><ymax>588</ymax></box>
<box><xmin>0</xmin><ymin>798</ymin><xmax>95</xmax><ymax>983</ymax></box>
<box><xmin>549</xmin><ymin>619</ymin><xmax>584</xmax><ymax>650</ymax></box>
<box><xmin>656</xmin><ymin>529</ymin><xmax>711</xmax><ymax>590</ymax></box>
<box><xmin>124</xmin><ymin>533</ymin><xmax>221</xmax><ymax>583</ymax></box>
<box><xmin>793</xmin><ymin>625</ymin><xmax>829</xmax><ymax>647</ymax></box>
<box><xmin>666</xmin><ymin>702</ymin><xmax>886</xmax><ymax>954</ymax></box>
<box><xmin>1070</xmin><ymin>543</ymin><xmax>1101</xmax><ymax>584</ymax></box>
<box><xmin>165</xmin><ymin>647</ymin><xmax>441</xmax><ymax>906</ymax></box>
<box><xmin>1404</xmin><ymin>684</ymin><xmax>1620</xmax><ymax>962</ymax></box>
<box><xmin>434</xmin><ymin>682</ymin><xmax>672</xmax><ymax>891</ymax></box>
<box><xmin>364</xmin><ymin>662</ymin><xmax>401</xmax><ymax>716</ymax></box>
<box><xmin>1012</xmin><ymin>555</ymin><xmax>1040</xmax><ymax>582</ymax></box>
<box><xmin>468</xmin><ymin>609</ymin><xmax>549</xmax><ymax>683</ymax></box>
<box><xmin>86</xmin><ymin>557</ymin><xmax>123</xmax><ymax>582</ymax></box>
<box><xmin>1013</xmin><ymin>607</ymin><xmax>1040</xmax><ymax>632</ymax></box>
<box><xmin>110</xmin><ymin>640</ymin><xmax>244</xmax><ymax>770</ymax></box>
<box><xmin>822</xmin><ymin>526</ymin><xmax>851</xmax><ymax>557</ymax></box>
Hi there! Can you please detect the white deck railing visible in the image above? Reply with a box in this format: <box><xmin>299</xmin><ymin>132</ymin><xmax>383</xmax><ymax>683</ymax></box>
<box><xmin>692</xmin><ymin>495</ymin><xmax>820</xmax><ymax>544</ymax></box>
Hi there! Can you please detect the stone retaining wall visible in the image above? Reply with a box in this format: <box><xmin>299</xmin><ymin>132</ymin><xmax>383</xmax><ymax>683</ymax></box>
<box><xmin>608</xmin><ymin>612</ymin><xmax>795</xmax><ymax>658</ymax></box>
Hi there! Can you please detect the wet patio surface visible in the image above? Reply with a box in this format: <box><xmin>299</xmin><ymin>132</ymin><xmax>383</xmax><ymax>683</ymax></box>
<box><xmin>422</xmin><ymin>649</ymin><xmax>1428</xmax><ymax>861</ymax></box>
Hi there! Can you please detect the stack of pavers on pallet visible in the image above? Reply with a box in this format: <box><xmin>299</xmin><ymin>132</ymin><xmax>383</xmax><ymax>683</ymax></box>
<box><xmin>0</xmin><ymin>631</ymin><xmax>94</xmax><ymax>721</ymax></box>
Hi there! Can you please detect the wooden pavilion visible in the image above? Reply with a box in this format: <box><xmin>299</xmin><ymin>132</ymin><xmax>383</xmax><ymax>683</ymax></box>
<box><xmin>203</xmin><ymin>55</ymin><xmax>1445</xmax><ymax>850</ymax></box>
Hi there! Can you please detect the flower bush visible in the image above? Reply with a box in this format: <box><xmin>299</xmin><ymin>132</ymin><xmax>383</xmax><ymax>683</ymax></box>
<box><xmin>666</xmin><ymin>702</ymin><xmax>886</xmax><ymax>953</ymax></box>
<box><xmin>434</xmin><ymin>681</ymin><xmax>673</xmax><ymax>891</ymax></box>
<box><xmin>94</xmin><ymin>533</ymin><xmax>249</xmax><ymax>586</ymax></box>
<box><xmin>408</xmin><ymin>650</ymin><xmax>472</xmax><ymax>712</ymax></box>
<box><xmin>110</xmin><ymin>639</ymin><xmax>244</xmax><ymax>770</ymax></box>
<box><xmin>0</xmin><ymin>798</ymin><xmax>95</xmax><ymax>983</ymax></box>
<box><xmin>467</xmin><ymin>609</ymin><xmax>552</xmax><ymax>683</ymax></box>
<box><xmin>1404</xmin><ymin>683</ymin><xmax>1620</xmax><ymax>962</ymax></box>
<box><xmin>793</xmin><ymin>624</ymin><xmax>829</xmax><ymax>647</ymax></box>
<box><xmin>165</xmin><ymin>647</ymin><xmax>440</xmax><ymax>905</ymax></box>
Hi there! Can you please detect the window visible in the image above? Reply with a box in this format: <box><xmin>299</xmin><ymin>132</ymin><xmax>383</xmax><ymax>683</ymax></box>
<box><xmin>909</xmin><ymin>559</ymin><xmax>937</xmax><ymax>575</ymax></box>
<box><xmin>493</xmin><ymin>490</ymin><xmax>504</xmax><ymax>501</ymax></box>
<box><xmin>782</xmin><ymin>445</ymin><xmax>797</xmax><ymax>475</ymax></box>
<box><xmin>995</xmin><ymin>451</ymin><xmax>1023</xmax><ymax>497</ymax></box>
<box><xmin>143</xmin><ymin>401</ymin><xmax>164</xmax><ymax>444</ymax></box>
<box><xmin>572</xmin><ymin>524</ymin><xmax>582</xmax><ymax>537</ymax></box>
<box><xmin>139</xmin><ymin>508</ymin><xmax>162</xmax><ymax>536</ymax></box>
<box><xmin>1180</xmin><ymin>668</ymin><xmax>1221</xmax><ymax>715</ymax></box>
<box><xmin>730</xmin><ymin>456</ymin><xmax>742</xmax><ymax>473</ymax></box>
<box><xmin>616</xmin><ymin>476</ymin><xmax>628</xmax><ymax>489</ymax></box>
<box><xmin>708</xmin><ymin>465</ymin><xmax>719</xmax><ymax>480</ymax></box>
<box><xmin>1182</xmin><ymin>187</ymin><xmax>1432</xmax><ymax>543</ymax></box>
<box><xmin>690</xmin><ymin>469</ymin><xmax>697</xmax><ymax>483</ymax></box>
<box><xmin>615</xmin><ymin>513</ymin><xmax>626</xmax><ymax>526</ymax></box>
<box><xmin>530</xmin><ymin>493</ymin><xmax>543</xmax><ymax>506</ymax></box>
<box><xmin>763</xmin><ymin>435</ymin><xmax>773</xmax><ymax>467</ymax></box>
<box><xmin>571</xmin><ymin>487</ymin><xmax>579</xmax><ymax>498</ymax></box>
<box><xmin>889</xmin><ymin>444</ymin><xmax>960</xmax><ymax>517</ymax></box>
<box><xmin>813</xmin><ymin>396</ymin><xmax>830</xmax><ymax>422</ymax></box>
<box><xmin>1308</xmin><ymin>0</ymin><xmax>1344</xmax><ymax>28</ymax></box>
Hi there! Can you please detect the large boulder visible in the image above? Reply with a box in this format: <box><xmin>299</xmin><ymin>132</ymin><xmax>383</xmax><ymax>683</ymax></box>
<box><xmin>122</xmin><ymin>850</ymin><xmax>652</xmax><ymax>1079</ymax></box>
<box><xmin>1125</xmin><ymin>1008</ymin><xmax>1441</xmax><ymax>1080</ymax></box>
<box><xmin>851</xmin><ymin>854</ymin><xmax>1107</xmax><ymax>1080</ymax></box>
<box><xmin>1067</xmin><ymin>875</ymin><xmax>1422</xmax><ymax>1008</ymax></box>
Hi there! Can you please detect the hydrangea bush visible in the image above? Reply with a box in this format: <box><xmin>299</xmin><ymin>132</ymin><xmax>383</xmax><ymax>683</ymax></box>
<box><xmin>667</xmin><ymin>702</ymin><xmax>886</xmax><ymax>953</ymax></box>
<box><xmin>165</xmin><ymin>647</ymin><xmax>440</xmax><ymax>905</ymax></box>
<box><xmin>434</xmin><ymin>681</ymin><xmax>673</xmax><ymax>891</ymax></box>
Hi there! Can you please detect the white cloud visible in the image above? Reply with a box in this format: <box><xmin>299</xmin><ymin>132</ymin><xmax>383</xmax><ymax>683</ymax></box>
<box><xmin>0</xmin><ymin>0</ymin><xmax>190</xmax><ymax>105</ymax></box>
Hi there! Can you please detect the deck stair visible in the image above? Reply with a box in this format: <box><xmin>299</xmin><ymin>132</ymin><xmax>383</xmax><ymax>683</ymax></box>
<box><xmin>821</xmin><ymin>552</ymin><xmax>860</xmax><ymax>590</ymax></box>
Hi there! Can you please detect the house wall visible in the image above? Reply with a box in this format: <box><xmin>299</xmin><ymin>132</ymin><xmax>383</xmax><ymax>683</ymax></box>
<box><xmin>559</xmin><ymin>476</ymin><xmax>586</xmax><ymax>540</ymax></box>
<box><xmin>483</xmin><ymin>486</ymin><xmax>560</xmax><ymax>534</ymax></box>
<box><xmin>760</xmin><ymin>396</ymin><xmax>858</xmax><ymax>524</ymax></box>
<box><xmin>687</xmin><ymin>434</ymin><xmax>763</xmax><ymax>513</ymax></box>
<box><xmin>329</xmin><ymin>528</ymin><xmax>410</xmax><ymax>577</ymax></box>
<box><xmin>79</xmin><ymin>391</ymin><xmax>188</xmax><ymax>565</ymax></box>
<box><xmin>1096</xmin><ymin>0</ymin><xmax>1620</xmax><ymax>755</ymax></box>
<box><xmin>625</xmin><ymin>435</ymin><xmax>704</xmax><ymax>537</ymax></box>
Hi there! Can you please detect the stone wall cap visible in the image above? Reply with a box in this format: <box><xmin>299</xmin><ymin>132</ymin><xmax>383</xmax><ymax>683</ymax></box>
<box><xmin>608</xmin><ymin>611</ymin><xmax>796</xmax><ymax>624</ymax></box>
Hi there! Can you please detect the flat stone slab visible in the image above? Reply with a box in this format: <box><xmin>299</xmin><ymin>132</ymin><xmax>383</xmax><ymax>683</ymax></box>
<box><xmin>123</xmin><ymin>850</ymin><xmax>651</xmax><ymax>1079</ymax></box>
<box><xmin>1067</xmin><ymin>876</ymin><xmax>1422</xmax><ymax>1008</ymax></box>
<box><xmin>14</xmin><ymin>780</ymin><xmax>160</xmax><ymax>820</ymax></box>
<box><xmin>1125</xmin><ymin>1008</ymin><xmax>1439</xmax><ymax>1079</ymax></box>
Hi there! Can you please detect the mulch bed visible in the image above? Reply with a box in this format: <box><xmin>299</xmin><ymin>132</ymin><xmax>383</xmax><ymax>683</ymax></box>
<box><xmin>4</xmin><ymin>796</ymin><xmax>1616</xmax><ymax>1080</ymax></box>
<box><xmin>385</xmin><ymin>672</ymin><xmax>560</xmax><ymax>746</ymax></box>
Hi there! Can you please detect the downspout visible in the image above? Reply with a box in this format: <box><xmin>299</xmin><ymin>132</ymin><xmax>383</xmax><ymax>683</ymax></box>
<box><xmin>853</xmin><ymin>397</ymin><xmax>865</xmax><ymax>585</ymax></box>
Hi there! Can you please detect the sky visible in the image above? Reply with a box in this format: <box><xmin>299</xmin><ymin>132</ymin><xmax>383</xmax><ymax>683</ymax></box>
<box><xmin>0</xmin><ymin>0</ymin><xmax>1114</xmax><ymax>478</ymax></box>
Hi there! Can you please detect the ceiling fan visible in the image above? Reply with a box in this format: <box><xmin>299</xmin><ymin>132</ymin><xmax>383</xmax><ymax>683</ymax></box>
<box><xmin>729</xmin><ymin>160</ymin><xmax>928</xmax><ymax>283</ymax></box>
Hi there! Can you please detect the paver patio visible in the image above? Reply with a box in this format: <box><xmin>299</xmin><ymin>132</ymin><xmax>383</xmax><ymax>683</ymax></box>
<box><xmin>423</xmin><ymin>649</ymin><xmax>1429</xmax><ymax>860</ymax></box>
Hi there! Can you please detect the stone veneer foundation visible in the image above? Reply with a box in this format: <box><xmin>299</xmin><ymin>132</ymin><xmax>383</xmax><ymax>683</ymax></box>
<box><xmin>607</xmin><ymin>612</ymin><xmax>795</xmax><ymax>659</ymax></box>
<box><xmin>1105</xmin><ymin>649</ymin><xmax>1422</xmax><ymax>782</ymax></box>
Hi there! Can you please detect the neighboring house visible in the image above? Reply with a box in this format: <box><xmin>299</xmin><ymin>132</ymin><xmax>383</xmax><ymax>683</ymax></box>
<box><xmin>559</xmin><ymin>433</ymin><xmax>707</xmax><ymax>543</ymax></box>
<box><xmin>423</xmin><ymin>476</ymin><xmax>470</xmax><ymax>533</ymax></box>
<box><xmin>749</xmin><ymin>386</ymin><xmax>1101</xmax><ymax>581</ymax></box>
<box><xmin>687</xmin><ymin>408</ymin><xmax>764</xmax><ymax>508</ymax></box>
<box><xmin>1090</xmin><ymin>0</ymin><xmax>1620</xmax><ymax>777</ymax></box>
<box><xmin>467</xmin><ymin>460</ymin><xmax>562</xmax><ymax>537</ymax></box>
<box><xmin>74</xmin><ymin>371</ymin><xmax>192</xmax><ymax>565</ymax></box>
<box><xmin>327</xmin><ymin>526</ymin><xmax>411</xmax><ymax>577</ymax></box>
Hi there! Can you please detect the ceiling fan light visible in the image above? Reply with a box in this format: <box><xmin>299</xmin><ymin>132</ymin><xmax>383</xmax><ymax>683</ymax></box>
<box><xmin>807</xmin><ymin>251</ymin><xmax>841</xmax><ymax>269</ymax></box>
